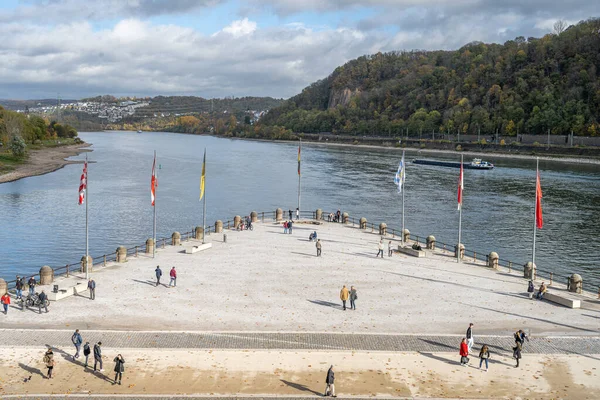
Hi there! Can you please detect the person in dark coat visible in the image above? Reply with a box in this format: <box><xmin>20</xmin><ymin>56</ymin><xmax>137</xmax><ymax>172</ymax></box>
<box><xmin>324</xmin><ymin>365</ymin><xmax>336</xmax><ymax>397</ymax></box>
<box><xmin>83</xmin><ymin>342</ymin><xmax>91</xmax><ymax>367</ymax></box>
<box><xmin>94</xmin><ymin>342</ymin><xmax>104</xmax><ymax>371</ymax></box>
<box><xmin>527</xmin><ymin>280</ymin><xmax>535</xmax><ymax>300</ymax></box>
<box><xmin>38</xmin><ymin>290</ymin><xmax>48</xmax><ymax>313</ymax></box>
<box><xmin>88</xmin><ymin>278</ymin><xmax>96</xmax><ymax>300</ymax></box>
<box><xmin>513</xmin><ymin>341</ymin><xmax>522</xmax><ymax>367</ymax></box>
<box><xmin>350</xmin><ymin>286</ymin><xmax>357</xmax><ymax>310</ymax></box>
<box><xmin>155</xmin><ymin>266</ymin><xmax>162</xmax><ymax>287</ymax></box>
<box><xmin>28</xmin><ymin>276</ymin><xmax>36</xmax><ymax>296</ymax></box>
<box><xmin>113</xmin><ymin>354</ymin><xmax>125</xmax><ymax>385</ymax></box>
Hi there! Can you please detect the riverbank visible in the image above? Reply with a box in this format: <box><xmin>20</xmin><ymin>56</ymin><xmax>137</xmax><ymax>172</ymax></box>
<box><xmin>0</xmin><ymin>142</ymin><xmax>91</xmax><ymax>184</ymax></box>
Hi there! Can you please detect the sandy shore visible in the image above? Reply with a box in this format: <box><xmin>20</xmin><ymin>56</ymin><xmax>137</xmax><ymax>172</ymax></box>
<box><xmin>0</xmin><ymin>143</ymin><xmax>91</xmax><ymax>184</ymax></box>
<box><xmin>3</xmin><ymin>220</ymin><xmax>598</xmax><ymax>335</ymax></box>
<box><xmin>1</xmin><ymin>348</ymin><xmax>598</xmax><ymax>398</ymax></box>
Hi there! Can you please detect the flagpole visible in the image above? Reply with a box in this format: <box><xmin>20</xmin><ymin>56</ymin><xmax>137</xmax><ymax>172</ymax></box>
<box><xmin>297</xmin><ymin>139</ymin><xmax>301</xmax><ymax>215</ymax></box>
<box><xmin>202</xmin><ymin>149</ymin><xmax>207</xmax><ymax>244</ymax></box>
<box><xmin>401</xmin><ymin>150</ymin><xmax>405</xmax><ymax>247</ymax></box>
<box><xmin>153</xmin><ymin>150</ymin><xmax>157</xmax><ymax>259</ymax></box>
<box><xmin>457</xmin><ymin>154</ymin><xmax>463</xmax><ymax>263</ymax></box>
<box><xmin>85</xmin><ymin>153</ymin><xmax>89</xmax><ymax>280</ymax></box>
<box><xmin>532</xmin><ymin>157</ymin><xmax>538</xmax><ymax>267</ymax></box>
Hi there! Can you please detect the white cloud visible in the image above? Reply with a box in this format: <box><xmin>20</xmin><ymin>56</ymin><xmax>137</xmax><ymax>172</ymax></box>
<box><xmin>221</xmin><ymin>18</ymin><xmax>257</xmax><ymax>37</ymax></box>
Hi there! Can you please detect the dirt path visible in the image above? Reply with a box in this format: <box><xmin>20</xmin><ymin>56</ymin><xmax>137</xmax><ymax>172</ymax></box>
<box><xmin>0</xmin><ymin>143</ymin><xmax>91</xmax><ymax>184</ymax></box>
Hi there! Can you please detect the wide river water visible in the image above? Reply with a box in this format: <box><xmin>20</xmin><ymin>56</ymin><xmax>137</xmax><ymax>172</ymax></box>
<box><xmin>1</xmin><ymin>131</ymin><xmax>599</xmax><ymax>288</ymax></box>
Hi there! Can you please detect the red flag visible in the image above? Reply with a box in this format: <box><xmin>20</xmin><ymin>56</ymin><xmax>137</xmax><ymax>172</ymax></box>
<box><xmin>535</xmin><ymin>170</ymin><xmax>543</xmax><ymax>229</ymax></box>
<box><xmin>78</xmin><ymin>161</ymin><xmax>87</xmax><ymax>205</ymax></box>
<box><xmin>151</xmin><ymin>154</ymin><xmax>157</xmax><ymax>206</ymax></box>
<box><xmin>457</xmin><ymin>162</ymin><xmax>464</xmax><ymax>210</ymax></box>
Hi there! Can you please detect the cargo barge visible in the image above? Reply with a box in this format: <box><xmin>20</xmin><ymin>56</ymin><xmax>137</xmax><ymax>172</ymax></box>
<box><xmin>412</xmin><ymin>158</ymin><xmax>494</xmax><ymax>170</ymax></box>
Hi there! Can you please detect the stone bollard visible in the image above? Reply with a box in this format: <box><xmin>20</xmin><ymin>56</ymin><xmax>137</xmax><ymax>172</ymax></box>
<box><xmin>40</xmin><ymin>265</ymin><xmax>54</xmax><ymax>285</ymax></box>
<box><xmin>488</xmin><ymin>252</ymin><xmax>499</xmax><ymax>269</ymax></box>
<box><xmin>360</xmin><ymin>217</ymin><xmax>367</xmax><ymax>229</ymax></box>
<box><xmin>379</xmin><ymin>223</ymin><xmax>387</xmax><ymax>235</ymax></box>
<box><xmin>568</xmin><ymin>274</ymin><xmax>583</xmax><ymax>294</ymax></box>
<box><xmin>234</xmin><ymin>215</ymin><xmax>242</xmax><ymax>229</ymax></box>
<box><xmin>426</xmin><ymin>235</ymin><xmax>436</xmax><ymax>250</ymax></box>
<box><xmin>342</xmin><ymin>212</ymin><xmax>349</xmax><ymax>224</ymax></box>
<box><xmin>116</xmin><ymin>246</ymin><xmax>127</xmax><ymax>263</ymax></box>
<box><xmin>80</xmin><ymin>256</ymin><xmax>93</xmax><ymax>273</ymax></box>
<box><xmin>172</xmin><ymin>232</ymin><xmax>181</xmax><ymax>246</ymax></box>
<box><xmin>402</xmin><ymin>229</ymin><xmax>410</xmax><ymax>243</ymax></box>
<box><xmin>146</xmin><ymin>238</ymin><xmax>155</xmax><ymax>254</ymax></box>
<box><xmin>0</xmin><ymin>278</ymin><xmax>6</xmax><ymax>295</ymax></box>
<box><xmin>276</xmin><ymin>208</ymin><xmax>283</xmax><ymax>222</ymax></box>
<box><xmin>524</xmin><ymin>262</ymin><xmax>536</xmax><ymax>279</ymax></box>
<box><xmin>315</xmin><ymin>209</ymin><xmax>322</xmax><ymax>221</ymax></box>
<box><xmin>195</xmin><ymin>227</ymin><xmax>204</xmax><ymax>240</ymax></box>
<box><xmin>250</xmin><ymin>211</ymin><xmax>258</xmax><ymax>223</ymax></box>
<box><xmin>454</xmin><ymin>243</ymin><xmax>465</xmax><ymax>260</ymax></box>
<box><xmin>215</xmin><ymin>220</ymin><xmax>223</xmax><ymax>233</ymax></box>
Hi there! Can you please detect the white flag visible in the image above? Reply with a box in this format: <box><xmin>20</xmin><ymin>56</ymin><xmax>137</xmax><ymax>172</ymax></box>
<box><xmin>394</xmin><ymin>152</ymin><xmax>406</xmax><ymax>193</ymax></box>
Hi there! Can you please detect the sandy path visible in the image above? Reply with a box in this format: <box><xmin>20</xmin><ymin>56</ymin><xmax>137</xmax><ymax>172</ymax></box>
<box><xmin>0</xmin><ymin>348</ymin><xmax>598</xmax><ymax>398</ymax></box>
<box><xmin>0</xmin><ymin>143</ymin><xmax>91</xmax><ymax>184</ymax></box>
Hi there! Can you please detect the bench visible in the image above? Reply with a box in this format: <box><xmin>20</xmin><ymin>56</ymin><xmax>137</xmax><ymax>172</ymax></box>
<box><xmin>397</xmin><ymin>245</ymin><xmax>427</xmax><ymax>258</ymax></box>
<box><xmin>544</xmin><ymin>292</ymin><xmax>581</xmax><ymax>309</ymax></box>
<box><xmin>185</xmin><ymin>243</ymin><xmax>213</xmax><ymax>254</ymax></box>
<box><xmin>47</xmin><ymin>282</ymin><xmax>88</xmax><ymax>301</ymax></box>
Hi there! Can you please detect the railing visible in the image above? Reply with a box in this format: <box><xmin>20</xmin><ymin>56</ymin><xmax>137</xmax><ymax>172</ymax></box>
<box><xmin>3</xmin><ymin>209</ymin><xmax>595</xmax><ymax>296</ymax></box>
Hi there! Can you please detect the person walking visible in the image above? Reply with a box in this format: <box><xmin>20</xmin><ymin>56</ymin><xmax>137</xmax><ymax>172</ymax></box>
<box><xmin>1</xmin><ymin>292</ymin><xmax>10</xmax><ymax>314</ymax></box>
<box><xmin>350</xmin><ymin>286</ymin><xmax>357</xmax><ymax>310</ymax></box>
<box><xmin>38</xmin><ymin>290</ymin><xmax>48</xmax><ymax>313</ymax></box>
<box><xmin>459</xmin><ymin>338</ymin><xmax>469</xmax><ymax>366</ymax></box>
<box><xmin>288</xmin><ymin>209</ymin><xmax>292</xmax><ymax>220</ymax></box>
<box><xmin>83</xmin><ymin>342</ymin><xmax>91</xmax><ymax>367</ymax></box>
<box><xmin>316</xmin><ymin>239</ymin><xmax>322</xmax><ymax>257</ymax></box>
<box><xmin>288</xmin><ymin>220</ymin><xmax>293</xmax><ymax>234</ymax></box>
<box><xmin>527</xmin><ymin>280</ymin><xmax>535</xmax><ymax>299</ymax></box>
<box><xmin>336</xmin><ymin>209</ymin><xmax>341</xmax><ymax>223</ymax></box>
<box><xmin>376</xmin><ymin>240</ymin><xmax>384</xmax><ymax>258</ymax></box>
<box><xmin>324</xmin><ymin>365</ymin><xmax>336</xmax><ymax>397</ymax></box>
<box><xmin>296</xmin><ymin>207</ymin><xmax>299</xmax><ymax>220</ymax></box>
<box><xmin>93</xmin><ymin>342</ymin><xmax>104</xmax><ymax>372</ymax></box>
<box><xmin>478</xmin><ymin>344</ymin><xmax>490</xmax><ymax>371</ymax></box>
<box><xmin>113</xmin><ymin>354</ymin><xmax>125</xmax><ymax>385</ymax></box>
<box><xmin>169</xmin><ymin>267</ymin><xmax>177</xmax><ymax>287</ymax></box>
<box><xmin>388</xmin><ymin>241</ymin><xmax>393</xmax><ymax>257</ymax></box>
<box><xmin>466</xmin><ymin>323</ymin><xmax>474</xmax><ymax>352</ymax></box>
<box><xmin>88</xmin><ymin>278</ymin><xmax>96</xmax><ymax>300</ymax></box>
<box><xmin>155</xmin><ymin>266</ymin><xmax>162</xmax><ymax>287</ymax></box>
<box><xmin>513</xmin><ymin>341</ymin><xmax>522</xmax><ymax>368</ymax></box>
<box><xmin>28</xmin><ymin>276</ymin><xmax>36</xmax><ymax>296</ymax></box>
<box><xmin>536</xmin><ymin>282</ymin><xmax>547</xmax><ymax>300</ymax></box>
<box><xmin>340</xmin><ymin>285</ymin><xmax>349</xmax><ymax>311</ymax></box>
<box><xmin>43</xmin><ymin>348</ymin><xmax>55</xmax><ymax>379</ymax></box>
<box><xmin>71</xmin><ymin>329</ymin><xmax>83</xmax><ymax>359</ymax></box>
<box><xmin>15</xmin><ymin>276</ymin><xmax>23</xmax><ymax>300</ymax></box>
<box><xmin>514</xmin><ymin>329</ymin><xmax>529</xmax><ymax>349</ymax></box>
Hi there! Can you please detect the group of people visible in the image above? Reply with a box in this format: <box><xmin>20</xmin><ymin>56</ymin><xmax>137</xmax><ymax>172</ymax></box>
<box><xmin>339</xmin><ymin>285</ymin><xmax>358</xmax><ymax>310</ymax></box>
<box><xmin>288</xmin><ymin>208</ymin><xmax>300</xmax><ymax>220</ymax></box>
<box><xmin>282</xmin><ymin>220</ymin><xmax>294</xmax><ymax>234</ymax></box>
<box><xmin>154</xmin><ymin>266</ymin><xmax>177</xmax><ymax>287</ymax></box>
<box><xmin>527</xmin><ymin>280</ymin><xmax>547</xmax><ymax>300</ymax></box>
<box><xmin>376</xmin><ymin>240</ymin><xmax>394</xmax><ymax>258</ymax></box>
<box><xmin>46</xmin><ymin>329</ymin><xmax>127</xmax><ymax>384</ymax></box>
<box><xmin>459</xmin><ymin>323</ymin><xmax>529</xmax><ymax>370</ymax></box>
<box><xmin>327</xmin><ymin>210</ymin><xmax>342</xmax><ymax>223</ymax></box>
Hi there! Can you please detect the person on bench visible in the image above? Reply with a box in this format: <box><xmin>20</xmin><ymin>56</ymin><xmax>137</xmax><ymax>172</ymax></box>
<box><xmin>536</xmin><ymin>282</ymin><xmax>547</xmax><ymax>300</ymax></box>
<box><xmin>309</xmin><ymin>231</ymin><xmax>317</xmax><ymax>242</ymax></box>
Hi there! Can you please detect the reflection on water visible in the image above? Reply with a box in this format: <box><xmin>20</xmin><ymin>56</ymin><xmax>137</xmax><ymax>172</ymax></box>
<box><xmin>1</xmin><ymin>131</ymin><xmax>599</xmax><ymax>287</ymax></box>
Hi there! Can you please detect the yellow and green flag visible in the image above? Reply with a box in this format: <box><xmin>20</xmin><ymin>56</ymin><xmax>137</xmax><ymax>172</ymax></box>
<box><xmin>199</xmin><ymin>149</ymin><xmax>206</xmax><ymax>200</ymax></box>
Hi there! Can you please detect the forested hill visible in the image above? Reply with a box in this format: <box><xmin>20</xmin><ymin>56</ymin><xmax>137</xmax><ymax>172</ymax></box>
<box><xmin>260</xmin><ymin>18</ymin><xmax>600</xmax><ymax>137</ymax></box>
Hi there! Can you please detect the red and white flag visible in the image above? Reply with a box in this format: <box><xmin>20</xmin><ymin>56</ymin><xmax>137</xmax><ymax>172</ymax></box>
<box><xmin>457</xmin><ymin>162</ymin><xmax>464</xmax><ymax>210</ymax></box>
<box><xmin>151</xmin><ymin>154</ymin><xmax>157</xmax><ymax>206</ymax></box>
<box><xmin>78</xmin><ymin>161</ymin><xmax>87</xmax><ymax>205</ymax></box>
<box><xmin>535</xmin><ymin>170</ymin><xmax>543</xmax><ymax>229</ymax></box>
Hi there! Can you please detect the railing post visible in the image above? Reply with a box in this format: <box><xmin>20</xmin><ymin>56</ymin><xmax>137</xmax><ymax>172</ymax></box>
<box><xmin>597</xmin><ymin>287</ymin><xmax>599</xmax><ymax>299</ymax></box>
<box><xmin>508</xmin><ymin>262</ymin><xmax>512</xmax><ymax>273</ymax></box>
<box><xmin>443</xmin><ymin>244</ymin><xmax>446</xmax><ymax>253</ymax></box>
<box><xmin>473</xmin><ymin>252</ymin><xmax>476</xmax><ymax>262</ymax></box>
<box><xmin>162</xmin><ymin>238</ymin><xmax>165</xmax><ymax>249</ymax></box>
<box><xmin>66</xmin><ymin>264</ymin><xmax>69</xmax><ymax>278</ymax></box>
<box><xmin>262</xmin><ymin>212</ymin><xmax>264</xmax><ymax>222</ymax></box>
<box><xmin>549</xmin><ymin>272</ymin><xmax>553</xmax><ymax>286</ymax></box>
<box><xmin>135</xmin><ymin>246</ymin><xmax>138</xmax><ymax>257</ymax></box>
<box><xmin>103</xmin><ymin>255</ymin><xmax>106</xmax><ymax>267</ymax></box>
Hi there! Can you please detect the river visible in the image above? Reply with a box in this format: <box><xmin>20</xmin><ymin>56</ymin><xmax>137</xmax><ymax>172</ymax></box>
<box><xmin>1</xmin><ymin>131</ymin><xmax>599</xmax><ymax>288</ymax></box>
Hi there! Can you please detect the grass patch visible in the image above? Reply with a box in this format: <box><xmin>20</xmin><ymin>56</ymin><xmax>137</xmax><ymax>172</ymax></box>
<box><xmin>28</xmin><ymin>138</ymin><xmax>77</xmax><ymax>150</ymax></box>
<box><xmin>0</xmin><ymin>151</ymin><xmax>27</xmax><ymax>174</ymax></box>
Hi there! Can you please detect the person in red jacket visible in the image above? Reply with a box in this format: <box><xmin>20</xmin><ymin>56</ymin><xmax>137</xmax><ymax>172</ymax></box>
<box><xmin>169</xmin><ymin>267</ymin><xmax>177</xmax><ymax>287</ymax></box>
<box><xmin>1</xmin><ymin>292</ymin><xmax>10</xmax><ymax>314</ymax></box>
<box><xmin>459</xmin><ymin>337</ymin><xmax>469</xmax><ymax>366</ymax></box>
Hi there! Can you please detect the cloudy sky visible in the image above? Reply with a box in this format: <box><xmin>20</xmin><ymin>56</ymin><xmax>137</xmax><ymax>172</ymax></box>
<box><xmin>0</xmin><ymin>0</ymin><xmax>596</xmax><ymax>100</ymax></box>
